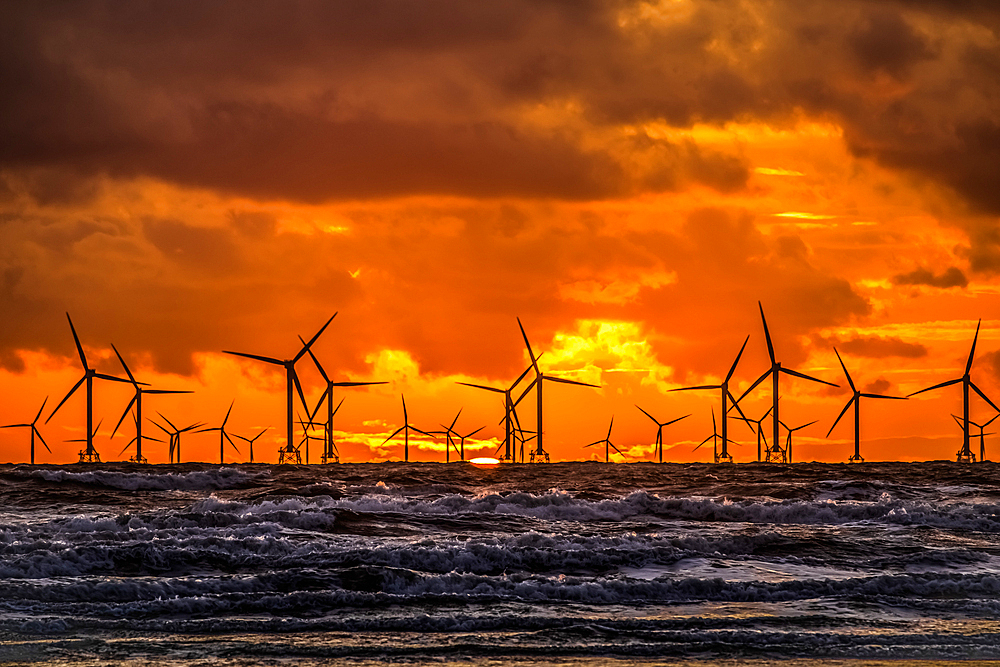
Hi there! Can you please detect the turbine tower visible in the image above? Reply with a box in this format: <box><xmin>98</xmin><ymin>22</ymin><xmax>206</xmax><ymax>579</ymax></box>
<box><xmin>116</xmin><ymin>412</ymin><xmax>163</xmax><ymax>462</ymax></box>
<box><xmin>669</xmin><ymin>336</ymin><xmax>752</xmax><ymax>463</ymax></box>
<box><xmin>634</xmin><ymin>405</ymin><xmax>689</xmax><ymax>463</ymax></box>
<box><xmin>223</xmin><ymin>313</ymin><xmax>337</xmax><ymax>453</ymax></box>
<box><xmin>694</xmin><ymin>408</ymin><xmax>738</xmax><ymax>462</ymax></box>
<box><xmin>951</xmin><ymin>414</ymin><xmax>998</xmax><ymax>463</ymax></box>
<box><xmin>827</xmin><ymin>348</ymin><xmax>906</xmax><ymax>463</ymax></box>
<box><xmin>734</xmin><ymin>406</ymin><xmax>772</xmax><ymax>461</ymax></box>
<box><xmin>907</xmin><ymin>320</ymin><xmax>999</xmax><ymax>463</ymax></box>
<box><xmin>151</xmin><ymin>413</ymin><xmax>202</xmax><ymax>463</ymax></box>
<box><xmin>584</xmin><ymin>417</ymin><xmax>625</xmax><ymax>462</ymax></box>
<box><xmin>736</xmin><ymin>303</ymin><xmax>838</xmax><ymax>463</ymax></box>
<box><xmin>1</xmin><ymin>397</ymin><xmax>50</xmax><ymax>464</ymax></box>
<box><xmin>110</xmin><ymin>344</ymin><xmax>191</xmax><ymax>464</ymax></box>
<box><xmin>437</xmin><ymin>409</ymin><xmax>464</xmax><ymax>462</ymax></box>
<box><xmin>47</xmin><ymin>313</ymin><xmax>133</xmax><ymax>463</ymax></box>
<box><xmin>383</xmin><ymin>395</ymin><xmax>433</xmax><ymax>462</ymax></box>
<box><xmin>514</xmin><ymin>318</ymin><xmax>600</xmax><ymax>462</ymax></box>
<box><xmin>196</xmin><ymin>401</ymin><xmax>240</xmax><ymax>464</ymax></box>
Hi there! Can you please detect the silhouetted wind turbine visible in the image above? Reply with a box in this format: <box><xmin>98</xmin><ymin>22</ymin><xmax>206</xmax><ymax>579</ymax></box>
<box><xmin>669</xmin><ymin>336</ymin><xmax>751</xmax><ymax>463</ymax></box>
<box><xmin>235</xmin><ymin>427</ymin><xmax>270</xmax><ymax>463</ymax></box>
<box><xmin>1</xmin><ymin>397</ymin><xmax>49</xmax><ymax>464</ymax></box>
<box><xmin>694</xmin><ymin>408</ymin><xmax>740</xmax><ymax>461</ymax></box>
<box><xmin>514</xmin><ymin>318</ymin><xmax>600</xmax><ymax>462</ymax></box>
<box><xmin>827</xmin><ymin>348</ymin><xmax>906</xmax><ymax>463</ymax></box>
<box><xmin>47</xmin><ymin>313</ymin><xmax>133</xmax><ymax>463</ymax></box>
<box><xmin>457</xmin><ymin>425</ymin><xmax>485</xmax><ymax>460</ymax></box>
<box><xmin>151</xmin><ymin>413</ymin><xmax>202</xmax><ymax>463</ymax></box>
<box><xmin>951</xmin><ymin>413</ymin><xmax>998</xmax><ymax>463</ymax></box>
<box><xmin>301</xmin><ymin>340</ymin><xmax>386</xmax><ymax>464</ymax></box>
<box><xmin>907</xmin><ymin>320</ymin><xmax>999</xmax><ymax>463</ymax></box>
<box><xmin>223</xmin><ymin>313</ymin><xmax>336</xmax><ymax>453</ymax></box>
<box><xmin>437</xmin><ymin>409</ymin><xmax>464</xmax><ymax>462</ymax></box>
<box><xmin>779</xmin><ymin>419</ymin><xmax>816</xmax><ymax>463</ymax></box>
<box><xmin>585</xmin><ymin>417</ymin><xmax>625</xmax><ymax>462</ymax></box>
<box><xmin>110</xmin><ymin>344</ymin><xmax>191</xmax><ymax>464</ymax></box>
<box><xmin>297</xmin><ymin>412</ymin><xmax>325</xmax><ymax>465</ymax></box>
<box><xmin>736</xmin><ymin>303</ymin><xmax>838</xmax><ymax>463</ymax></box>
<box><xmin>635</xmin><ymin>405</ymin><xmax>689</xmax><ymax>463</ymax></box>
<box><xmin>383</xmin><ymin>395</ymin><xmax>433</xmax><ymax>461</ymax></box>
<box><xmin>67</xmin><ymin>419</ymin><xmax>103</xmax><ymax>460</ymax></box>
<box><xmin>458</xmin><ymin>360</ymin><xmax>538</xmax><ymax>462</ymax></box>
<box><xmin>735</xmin><ymin>406</ymin><xmax>772</xmax><ymax>461</ymax></box>
<box><xmin>117</xmin><ymin>411</ymin><xmax>163</xmax><ymax>462</ymax></box>
<box><xmin>196</xmin><ymin>401</ymin><xmax>240</xmax><ymax>464</ymax></box>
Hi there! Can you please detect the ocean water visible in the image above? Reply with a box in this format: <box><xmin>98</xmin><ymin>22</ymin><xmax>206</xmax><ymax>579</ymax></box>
<box><xmin>1</xmin><ymin>461</ymin><xmax>1000</xmax><ymax>665</ymax></box>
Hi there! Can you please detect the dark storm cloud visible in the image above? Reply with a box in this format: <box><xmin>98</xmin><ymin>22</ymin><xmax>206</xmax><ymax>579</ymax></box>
<box><xmin>892</xmin><ymin>266</ymin><xmax>968</xmax><ymax>288</ymax></box>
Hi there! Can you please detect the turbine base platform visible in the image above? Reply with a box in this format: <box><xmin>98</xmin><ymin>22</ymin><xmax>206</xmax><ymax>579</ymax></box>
<box><xmin>764</xmin><ymin>447</ymin><xmax>788</xmax><ymax>464</ymax></box>
<box><xmin>321</xmin><ymin>454</ymin><xmax>339</xmax><ymax>464</ymax></box>
<box><xmin>529</xmin><ymin>450</ymin><xmax>550</xmax><ymax>463</ymax></box>
<box><xmin>956</xmin><ymin>449</ymin><xmax>977</xmax><ymax>463</ymax></box>
<box><xmin>78</xmin><ymin>450</ymin><xmax>101</xmax><ymax>463</ymax></box>
<box><xmin>128</xmin><ymin>454</ymin><xmax>148</xmax><ymax>464</ymax></box>
<box><xmin>848</xmin><ymin>454</ymin><xmax>865</xmax><ymax>463</ymax></box>
<box><xmin>714</xmin><ymin>452</ymin><xmax>733</xmax><ymax>464</ymax></box>
<box><xmin>278</xmin><ymin>446</ymin><xmax>302</xmax><ymax>465</ymax></box>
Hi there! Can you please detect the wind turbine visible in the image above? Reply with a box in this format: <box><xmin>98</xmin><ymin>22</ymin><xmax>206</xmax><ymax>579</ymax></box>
<box><xmin>301</xmin><ymin>341</ymin><xmax>386</xmax><ymax>464</ymax></box>
<box><xmin>634</xmin><ymin>405</ymin><xmax>689</xmax><ymax>463</ymax></box>
<box><xmin>67</xmin><ymin>419</ymin><xmax>103</xmax><ymax>460</ymax></box>
<box><xmin>297</xmin><ymin>412</ymin><xmax>325</xmax><ymax>465</ymax></box>
<box><xmin>437</xmin><ymin>409</ymin><xmax>464</xmax><ymax>462</ymax></box>
<box><xmin>46</xmin><ymin>313</ymin><xmax>133</xmax><ymax>463</ymax></box>
<box><xmin>457</xmin><ymin>360</ymin><xmax>538</xmax><ymax>462</ymax></box>
<box><xmin>669</xmin><ymin>336</ymin><xmax>752</xmax><ymax>463</ymax></box>
<box><xmin>736</xmin><ymin>302</ymin><xmax>838</xmax><ymax>463</ymax></box>
<box><xmin>110</xmin><ymin>344</ymin><xmax>191</xmax><ymax>464</ymax></box>
<box><xmin>584</xmin><ymin>417</ymin><xmax>625</xmax><ymax>462</ymax></box>
<box><xmin>1</xmin><ymin>397</ymin><xmax>50</xmax><ymax>464</ymax></box>
<box><xmin>734</xmin><ymin>405</ymin><xmax>772</xmax><ymax>462</ymax></box>
<box><xmin>779</xmin><ymin>420</ymin><xmax>817</xmax><ymax>463</ymax></box>
<box><xmin>907</xmin><ymin>320</ymin><xmax>999</xmax><ymax>463</ymax></box>
<box><xmin>514</xmin><ymin>318</ymin><xmax>600</xmax><ymax>462</ymax></box>
<box><xmin>196</xmin><ymin>401</ymin><xmax>240</xmax><ymax>464</ymax></box>
<box><xmin>951</xmin><ymin>413</ymin><xmax>998</xmax><ymax>463</ymax></box>
<box><xmin>457</xmin><ymin>425</ymin><xmax>485</xmax><ymax>461</ymax></box>
<box><xmin>223</xmin><ymin>313</ymin><xmax>337</xmax><ymax>452</ymax></box>
<box><xmin>117</xmin><ymin>412</ymin><xmax>163</xmax><ymax>462</ymax></box>
<box><xmin>235</xmin><ymin>427</ymin><xmax>270</xmax><ymax>463</ymax></box>
<box><xmin>151</xmin><ymin>413</ymin><xmax>202</xmax><ymax>463</ymax></box>
<box><xmin>383</xmin><ymin>395</ymin><xmax>434</xmax><ymax>462</ymax></box>
<box><xmin>827</xmin><ymin>348</ymin><xmax>906</xmax><ymax>463</ymax></box>
<box><xmin>693</xmin><ymin>408</ymin><xmax>739</xmax><ymax>462</ymax></box>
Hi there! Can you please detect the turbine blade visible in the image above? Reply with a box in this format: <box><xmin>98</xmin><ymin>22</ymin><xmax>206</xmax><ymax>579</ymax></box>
<box><xmin>299</xmin><ymin>336</ymin><xmax>330</xmax><ymax>382</ymax></box>
<box><xmin>223</xmin><ymin>400</ymin><xmax>235</xmax><ymax>427</ymax></box>
<box><xmin>516</xmin><ymin>317</ymin><xmax>540</xmax><ymax>373</ymax></box>
<box><xmin>0</xmin><ymin>423</ymin><xmax>28</xmax><ymax>429</ymax></box>
<box><xmin>606</xmin><ymin>417</ymin><xmax>614</xmax><ymax>439</ymax></box>
<box><xmin>860</xmin><ymin>393</ymin><xmax>907</xmax><ymax>400</ymax></box>
<box><xmin>450</xmin><ymin>408</ymin><xmax>463</xmax><ymax>430</ymax></box>
<box><xmin>758</xmin><ymin>302</ymin><xmax>776</xmax><ymax>364</ymax></box>
<box><xmin>833</xmin><ymin>348</ymin><xmax>855</xmax><ymax>392</ymax></box>
<box><xmin>985</xmin><ymin>413</ymin><xmax>1000</xmax><ymax>427</ymax></box>
<box><xmin>401</xmin><ymin>394</ymin><xmax>408</xmax><ymax>421</ymax></box>
<box><xmin>46</xmin><ymin>375</ymin><xmax>86</xmax><ymax>424</ymax></box>
<box><xmin>144</xmin><ymin>389</ymin><xmax>193</xmax><ymax>395</ymax></box>
<box><xmin>826</xmin><ymin>396</ymin><xmax>856</xmax><ymax>437</ymax></box>
<box><xmin>34</xmin><ymin>427</ymin><xmax>50</xmax><ymax>452</ymax></box>
<box><xmin>331</xmin><ymin>381</ymin><xmax>387</xmax><ymax>387</ymax></box>
<box><xmin>292</xmin><ymin>372</ymin><xmax>308</xmax><ymax>414</ymax></box>
<box><xmin>157</xmin><ymin>411</ymin><xmax>179</xmax><ymax>431</ymax></box>
<box><xmin>224</xmin><ymin>431</ymin><xmax>241</xmax><ymax>455</ymax></box>
<box><xmin>726</xmin><ymin>389</ymin><xmax>751</xmax><ymax>425</ymax></box>
<box><xmin>635</xmin><ymin>404</ymin><xmax>659</xmax><ymax>424</ymax></box>
<box><xmin>736</xmin><ymin>369</ymin><xmax>772</xmax><ymax>404</ymax></box>
<box><xmin>111</xmin><ymin>343</ymin><xmax>137</xmax><ymax>385</ymax></box>
<box><xmin>149</xmin><ymin>420</ymin><xmax>171</xmax><ymax>435</ymax></box>
<box><xmin>333</xmin><ymin>396</ymin><xmax>346</xmax><ymax>416</ymax></box>
<box><xmin>111</xmin><ymin>395</ymin><xmax>138</xmax><ymax>439</ymax></box>
<box><xmin>512</xmin><ymin>361</ymin><xmax>535</xmax><ymax>389</ymax></box>
<box><xmin>464</xmin><ymin>426</ymin><xmax>485</xmax><ymax>438</ymax></box>
<box><xmin>780</xmin><ymin>367</ymin><xmax>838</xmax><ymax>387</ymax></box>
<box><xmin>32</xmin><ymin>396</ymin><xmax>49</xmax><ymax>425</ymax></box>
<box><xmin>966</xmin><ymin>319</ymin><xmax>981</xmax><ymax>376</ymax></box>
<box><xmin>663</xmin><ymin>414</ymin><xmax>691</xmax><ymax>427</ymax></box>
<box><xmin>970</xmin><ymin>381</ymin><xmax>1000</xmax><ymax>413</ymax></box>
<box><xmin>119</xmin><ymin>439</ymin><xmax>136</xmax><ymax>457</ymax></box>
<box><xmin>610</xmin><ymin>442</ymin><xmax>626</xmax><ymax>458</ymax></box>
<box><xmin>907</xmin><ymin>377</ymin><xmax>962</xmax><ymax>397</ymax></box>
<box><xmin>95</xmin><ymin>373</ymin><xmax>132</xmax><ymax>384</ymax></box>
<box><xmin>669</xmin><ymin>385</ymin><xmax>721</xmax><ymax>392</ymax></box>
<box><xmin>383</xmin><ymin>426</ymin><xmax>405</xmax><ymax>444</ymax></box>
<box><xmin>457</xmin><ymin>382</ymin><xmax>505</xmax><ymax>394</ymax></box>
<box><xmin>514</xmin><ymin>377</ymin><xmax>539</xmax><ymax>408</ymax></box>
<box><xmin>65</xmin><ymin>313</ymin><xmax>89</xmax><ymax>370</ymax></box>
<box><xmin>223</xmin><ymin>350</ymin><xmax>285</xmax><ymax>366</ymax></box>
<box><xmin>726</xmin><ymin>335</ymin><xmax>750</xmax><ymax>382</ymax></box>
<box><xmin>294</xmin><ymin>313</ymin><xmax>338</xmax><ymax>362</ymax></box>
<box><xmin>542</xmin><ymin>376</ymin><xmax>599</xmax><ymax>388</ymax></box>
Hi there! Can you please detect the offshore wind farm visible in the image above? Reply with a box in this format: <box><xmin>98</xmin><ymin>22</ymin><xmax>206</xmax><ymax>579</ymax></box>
<box><xmin>5</xmin><ymin>1</ymin><xmax>1000</xmax><ymax>664</ymax></box>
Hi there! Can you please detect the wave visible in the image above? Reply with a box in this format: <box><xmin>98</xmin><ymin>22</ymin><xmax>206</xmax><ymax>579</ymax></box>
<box><xmin>21</xmin><ymin>467</ymin><xmax>261</xmax><ymax>491</ymax></box>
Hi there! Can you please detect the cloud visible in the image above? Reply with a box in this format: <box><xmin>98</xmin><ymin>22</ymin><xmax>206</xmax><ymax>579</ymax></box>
<box><xmin>891</xmin><ymin>266</ymin><xmax>968</xmax><ymax>288</ymax></box>
<box><xmin>862</xmin><ymin>377</ymin><xmax>892</xmax><ymax>394</ymax></box>
<box><xmin>819</xmin><ymin>334</ymin><xmax>929</xmax><ymax>359</ymax></box>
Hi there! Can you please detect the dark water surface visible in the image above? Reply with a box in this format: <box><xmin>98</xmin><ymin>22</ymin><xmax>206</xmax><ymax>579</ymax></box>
<box><xmin>2</xmin><ymin>461</ymin><xmax>1000</xmax><ymax>664</ymax></box>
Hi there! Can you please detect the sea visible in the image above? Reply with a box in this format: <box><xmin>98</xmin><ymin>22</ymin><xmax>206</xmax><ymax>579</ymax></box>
<box><xmin>1</xmin><ymin>461</ymin><xmax>1000</xmax><ymax>666</ymax></box>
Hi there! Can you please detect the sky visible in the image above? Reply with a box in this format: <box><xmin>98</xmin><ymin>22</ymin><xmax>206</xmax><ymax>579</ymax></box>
<box><xmin>2</xmin><ymin>0</ymin><xmax>1000</xmax><ymax>464</ymax></box>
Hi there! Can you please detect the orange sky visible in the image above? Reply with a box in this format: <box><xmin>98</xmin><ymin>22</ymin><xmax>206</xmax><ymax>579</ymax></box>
<box><xmin>2</xmin><ymin>1</ymin><xmax>1000</xmax><ymax>464</ymax></box>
